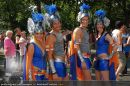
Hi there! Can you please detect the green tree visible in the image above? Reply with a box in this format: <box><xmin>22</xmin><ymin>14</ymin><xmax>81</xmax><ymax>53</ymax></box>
<box><xmin>0</xmin><ymin>0</ymin><xmax>130</xmax><ymax>31</ymax></box>
<box><xmin>0</xmin><ymin>0</ymin><xmax>33</xmax><ymax>30</ymax></box>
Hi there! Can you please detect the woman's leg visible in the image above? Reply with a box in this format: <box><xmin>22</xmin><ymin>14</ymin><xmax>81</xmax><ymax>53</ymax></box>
<box><xmin>116</xmin><ymin>60</ymin><xmax>126</xmax><ymax>80</ymax></box>
<box><xmin>94</xmin><ymin>59</ymin><xmax>101</xmax><ymax>80</ymax></box>
<box><xmin>98</xmin><ymin>59</ymin><xmax>109</xmax><ymax>80</ymax></box>
<box><xmin>100</xmin><ymin>71</ymin><xmax>109</xmax><ymax>80</ymax></box>
<box><xmin>95</xmin><ymin>70</ymin><xmax>101</xmax><ymax>80</ymax></box>
<box><xmin>116</xmin><ymin>52</ymin><xmax>126</xmax><ymax>80</ymax></box>
<box><xmin>6</xmin><ymin>57</ymin><xmax>9</xmax><ymax>73</ymax></box>
<box><xmin>19</xmin><ymin>55</ymin><xmax>22</xmax><ymax>71</ymax></box>
<box><xmin>122</xmin><ymin>52</ymin><xmax>129</xmax><ymax>74</ymax></box>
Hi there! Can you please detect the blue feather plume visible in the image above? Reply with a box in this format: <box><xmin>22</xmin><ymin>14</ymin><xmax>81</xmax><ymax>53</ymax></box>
<box><xmin>46</xmin><ymin>4</ymin><xmax>57</xmax><ymax>15</ymax></box>
<box><xmin>95</xmin><ymin>9</ymin><xmax>106</xmax><ymax>19</ymax></box>
<box><xmin>80</xmin><ymin>3</ymin><xmax>90</xmax><ymax>12</ymax></box>
<box><xmin>32</xmin><ymin>12</ymin><xmax>44</xmax><ymax>23</ymax></box>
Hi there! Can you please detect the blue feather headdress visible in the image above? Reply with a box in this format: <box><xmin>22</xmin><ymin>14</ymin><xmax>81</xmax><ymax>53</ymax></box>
<box><xmin>94</xmin><ymin>9</ymin><xmax>110</xmax><ymax>27</ymax></box>
<box><xmin>27</xmin><ymin>5</ymin><xmax>45</xmax><ymax>34</ymax></box>
<box><xmin>77</xmin><ymin>3</ymin><xmax>90</xmax><ymax>22</ymax></box>
<box><xmin>32</xmin><ymin>12</ymin><xmax>44</xmax><ymax>23</ymax></box>
<box><xmin>95</xmin><ymin>9</ymin><xmax>106</xmax><ymax>21</ymax></box>
<box><xmin>48</xmin><ymin>4</ymin><xmax>57</xmax><ymax>15</ymax></box>
<box><xmin>80</xmin><ymin>3</ymin><xmax>90</xmax><ymax>13</ymax></box>
<box><xmin>44</xmin><ymin>4</ymin><xmax>60</xmax><ymax>28</ymax></box>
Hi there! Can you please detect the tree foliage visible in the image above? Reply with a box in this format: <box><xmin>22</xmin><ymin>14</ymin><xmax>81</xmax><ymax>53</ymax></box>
<box><xmin>0</xmin><ymin>0</ymin><xmax>32</xmax><ymax>30</ymax></box>
<box><xmin>0</xmin><ymin>0</ymin><xmax>130</xmax><ymax>31</ymax></box>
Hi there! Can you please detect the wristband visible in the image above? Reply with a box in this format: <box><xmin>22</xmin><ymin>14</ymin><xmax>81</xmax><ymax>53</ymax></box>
<box><xmin>49</xmin><ymin>59</ymin><xmax>56</xmax><ymax>73</ymax></box>
<box><xmin>108</xmin><ymin>51</ymin><xmax>116</xmax><ymax>59</ymax></box>
<box><xmin>77</xmin><ymin>50</ymin><xmax>84</xmax><ymax>62</ymax></box>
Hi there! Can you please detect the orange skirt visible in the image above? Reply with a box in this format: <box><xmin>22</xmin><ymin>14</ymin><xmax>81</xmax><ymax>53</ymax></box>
<box><xmin>108</xmin><ymin>45</ymin><xmax>119</xmax><ymax>71</ymax></box>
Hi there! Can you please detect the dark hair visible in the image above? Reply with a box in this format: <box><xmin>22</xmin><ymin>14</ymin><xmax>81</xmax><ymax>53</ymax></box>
<box><xmin>115</xmin><ymin>21</ymin><xmax>124</xmax><ymax>29</ymax></box>
<box><xmin>96</xmin><ymin>21</ymin><xmax>105</xmax><ymax>40</ymax></box>
<box><xmin>0</xmin><ymin>31</ymin><xmax>5</xmax><ymax>34</ymax></box>
<box><xmin>50</xmin><ymin>19</ymin><xmax>61</xmax><ymax>28</ymax></box>
<box><xmin>49</xmin><ymin>14</ymin><xmax>61</xmax><ymax>28</ymax></box>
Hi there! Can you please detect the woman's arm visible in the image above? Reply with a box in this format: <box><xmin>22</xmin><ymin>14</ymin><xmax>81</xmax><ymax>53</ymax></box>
<box><xmin>106</xmin><ymin>33</ymin><xmax>117</xmax><ymax>58</ymax></box>
<box><xmin>105</xmin><ymin>33</ymin><xmax>113</xmax><ymax>45</ymax></box>
<box><xmin>117</xmin><ymin>31</ymin><xmax>122</xmax><ymax>45</ymax></box>
<box><xmin>4</xmin><ymin>38</ymin><xmax>11</xmax><ymax>56</ymax></box>
<box><xmin>26</xmin><ymin>44</ymin><xmax>34</xmax><ymax>80</ymax></box>
<box><xmin>127</xmin><ymin>36</ymin><xmax>130</xmax><ymax>45</ymax></box>
<box><xmin>16</xmin><ymin>36</ymin><xmax>20</xmax><ymax>44</ymax></box>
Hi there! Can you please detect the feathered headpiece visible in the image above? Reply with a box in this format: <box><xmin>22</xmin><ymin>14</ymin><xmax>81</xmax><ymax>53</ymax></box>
<box><xmin>94</xmin><ymin>9</ymin><xmax>110</xmax><ymax>27</ymax></box>
<box><xmin>27</xmin><ymin>5</ymin><xmax>45</xmax><ymax>34</ymax></box>
<box><xmin>44</xmin><ymin>4</ymin><xmax>60</xmax><ymax>28</ymax></box>
<box><xmin>77</xmin><ymin>3</ymin><xmax>90</xmax><ymax>22</ymax></box>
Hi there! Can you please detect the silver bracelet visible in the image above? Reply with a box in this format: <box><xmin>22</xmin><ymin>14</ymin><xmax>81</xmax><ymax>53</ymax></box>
<box><xmin>49</xmin><ymin>59</ymin><xmax>56</xmax><ymax>73</ymax></box>
<box><xmin>108</xmin><ymin>51</ymin><xmax>116</xmax><ymax>59</ymax></box>
<box><xmin>77</xmin><ymin>50</ymin><xmax>84</xmax><ymax>62</ymax></box>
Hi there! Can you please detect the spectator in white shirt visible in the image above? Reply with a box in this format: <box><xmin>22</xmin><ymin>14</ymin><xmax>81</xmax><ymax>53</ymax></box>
<box><xmin>19</xmin><ymin>31</ymin><xmax>27</xmax><ymax>71</ymax></box>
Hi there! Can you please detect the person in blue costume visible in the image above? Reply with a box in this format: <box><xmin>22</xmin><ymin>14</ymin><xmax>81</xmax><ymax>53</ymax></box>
<box><xmin>94</xmin><ymin>9</ymin><xmax>115</xmax><ymax>80</ymax></box>
<box><xmin>45</xmin><ymin>4</ymin><xmax>67</xmax><ymax>80</ymax></box>
<box><xmin>69</xmin><ymin>3</ymin><xmax>92</xmax><ymax>80</ymax></box>
<box><xmin>23</xmin><ymin>5</ymin><xmax>47</xmax><ymax>80</ymax></box>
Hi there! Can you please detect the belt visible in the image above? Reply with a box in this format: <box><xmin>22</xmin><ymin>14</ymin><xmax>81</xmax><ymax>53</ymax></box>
<box><xmin>32</xmin><ymin>66</ymin><xmax>46</xmax><ymax>76</ymax></box>
<box><xmin>82</xmin><ymin>52</ymin><xmax>91</xmax><ymax>58</ymax></box>
<box><xmin>96</xmin><ymin>56</ymin><xmax>109</xmax><ymax>60</ymax></box>
<box><xmin>55</xmin><ymin>58</ymin><xmax>65</xmax><ymax>63</ymax></box>
<box><xmin>54</xmin><ymin>55</ymin><xmax>65</xmax><ymax>62</ymax></box>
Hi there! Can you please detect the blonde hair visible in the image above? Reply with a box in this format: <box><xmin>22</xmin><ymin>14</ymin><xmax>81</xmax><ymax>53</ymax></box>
<box><xmin>32</xmin><ymin>33</ymin><xmax>45</xmax><ymax>49</ymax></box>
<box><xmin>6</xmin><ymin>30</ymin><xmax>13</xmax><ymax>36</ymax></box>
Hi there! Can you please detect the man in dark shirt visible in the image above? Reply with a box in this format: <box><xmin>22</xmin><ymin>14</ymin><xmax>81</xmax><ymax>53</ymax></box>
<box><xmin>14</xmin><ymin>27</ymin><xmax>21</xmax><ymax>71</ymax></box>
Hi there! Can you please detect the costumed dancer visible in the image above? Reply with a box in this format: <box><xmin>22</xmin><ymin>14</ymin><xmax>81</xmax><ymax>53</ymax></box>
<box><xmin>23</xmin><ymin>5</ymin><xmax>47</xmax><ymax>80</ymax></box>
<box><xmin>45</xmin><ymin>4</ymin><xmax>67</xmax><ymax>80</ymax></box>
<box><xmin>69</xmin><ymin>3</ymin><xmax>92</xmax><ymax>80</ymax></box>
<box><xmin>94</xmin><ymin>9</ymin><xmax>116</xmax><ymax>80</ymax></box>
